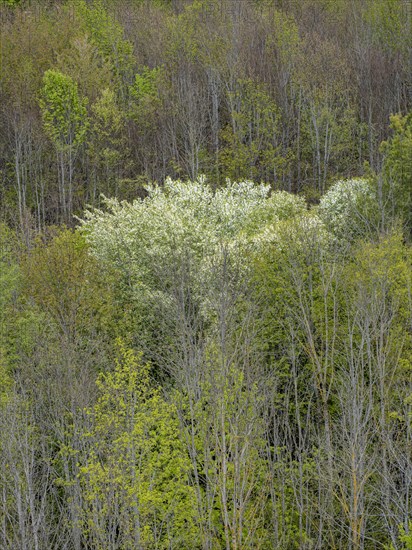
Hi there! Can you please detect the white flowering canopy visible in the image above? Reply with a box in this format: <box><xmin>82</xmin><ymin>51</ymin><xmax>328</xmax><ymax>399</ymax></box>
<box><xmin>79</xmin><ymin>177</ymin><xmax>308</xmax><ymax>288</ymax></box>
<box><xmin>318</xmin><ymin>178</ymin><xmax>377</xmax><ymax>241</ymax></box>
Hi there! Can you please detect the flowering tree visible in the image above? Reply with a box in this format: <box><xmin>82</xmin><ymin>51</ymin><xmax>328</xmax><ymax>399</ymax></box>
<box><xmin>79</xmin><ymin>178</ymin><xmax>310</xmax><ymax>547</ymax></box>
<box><xmin>80</xmin><ymin>177</ymin><xmax>307</xmax><ymax>273</ymax></box>
<box><xmin>318</xmin><ymin>178</ymin><xmax>378</xmax><ymax>242</ymax></box>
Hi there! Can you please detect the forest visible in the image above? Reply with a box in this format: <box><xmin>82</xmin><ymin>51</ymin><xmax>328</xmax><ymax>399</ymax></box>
<box><xmin>0</xmin><ymin>0</ymin><xmax>411</xmax><ymax>548</ymax></box>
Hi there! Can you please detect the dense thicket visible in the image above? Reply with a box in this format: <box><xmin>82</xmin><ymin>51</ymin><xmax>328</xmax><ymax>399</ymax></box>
<box><xmin>0</xmin><ymin>1</ymin><xmax>412</xmax><ymax>549</ymax></box>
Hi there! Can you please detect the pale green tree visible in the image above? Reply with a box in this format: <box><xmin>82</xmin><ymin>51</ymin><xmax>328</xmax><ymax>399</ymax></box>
<box><xmin>39</xmin><ymin>69</ymin><xmax>88</xmax><ymax>221</ymax></box>
<box><xmin>77</xmin><ymin>341</ymin><xmax>199</xmax><ymax>549</ymax></box>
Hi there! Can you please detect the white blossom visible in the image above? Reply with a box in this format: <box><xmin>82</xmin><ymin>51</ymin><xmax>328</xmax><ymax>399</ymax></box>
<box><xmin>78</xmin><ymin>177</ymin><xmax>323</xmax><ymax>319</ymax></box>
<box><xmin>318</xmin><ymin>178</ymin><xmax>377</xmax><ymax>241</ymax></box>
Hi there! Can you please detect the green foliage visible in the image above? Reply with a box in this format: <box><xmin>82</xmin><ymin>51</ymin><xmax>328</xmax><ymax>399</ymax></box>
<box><xmin>0</xmin><ymin>225</ymin><xmax>42</xmax><ymax>399</ymax></box>
<box><xmin>22</xmin><ymin>228</ymin><xmax>115</xmax><ymax>342</ymax></box>
<box><xmin>93</xmin><ymin>88</ymin><xmax>123</xmax><ymax>134</ymax></box>
<box><xmin>265</xmin><ymin>7</ymin><xmax>300</xmax><ymax>66</ymax></box>
<box><xmin>39</xmin><ymin>69</ymin><xmax>88</xmax><ymax>152</ymax></box>
<box><xmin>0</xmin><ymin>2</ymin><xmax>412</xmax><ymax>547</ymax></box>
<box><xmin>129</xmin><ymin>66</ymin><xmax>163</xmax><ymax>124</ymax></box>
<box><xmin>397</xmin><ymin>523</ymin><xmax>412</xmax><ymax>550</ymax></box>
<box><xmin>220</xmin><ymin>79</ymin><xmax>291</xmax><ymax>183</ymax></box>
<box><xmin>89</xmin><ymin>87</ymin><xmax>131</xmax><ymax>196</ymax></box>
<box><xmin>0</xmin><ymin>225</ymin><xmax>17</xmax><ymax>404</ymax></box>
<box><xmin>166</xmin><ymin>0</ymin><xmax>222</xmax><ymax>62</ymax></box>
<box><xmin>55</xmin><ymin>35</ymin><xmax>113</xmax><ymax>102</ymax></box>
<box><xmin>0</xmin><ymin>225</ymin><xmax>20</xmax><ymax>372</ymax></box>
<box><xmin>381</xmin><ymin>112</ymin><xmax>412</xmax><ymax>233</ymax></box>
<box><xmin>73</xmin><ymin>0</ymin><xmax>134</xmax><ymax>98</ymax></box>
<box><xmin>345</xmin><ymin>233</ymin><xmax>412</xmax><ymax>390</ymax></box>
<box><xmin>131</xmin><ymin>67</ymin><xmax>162</xmax><ymax>100</ymax></box>
<box><xmin>363</xmin><ymin>0</ymin><xmax>411</xmax><ymax>55</ymax></box>
<box><xmin>78</xmin><ymin>341</ymin><xmax>199</xmax><ymax>549</ymax></box>
<box><xmin>386</xmin><ymin>523</ymin><xmax>412</xmax><ymax>550</ymax></box>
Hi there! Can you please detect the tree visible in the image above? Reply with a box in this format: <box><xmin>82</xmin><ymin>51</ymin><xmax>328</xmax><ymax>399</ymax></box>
<box><xmin>220</xmin><ymin>79</ymin><xmax>290</xmax><ymax>185</ymax></box>
<box><xmin>22</xmin><ymin>228</ymin><xmax>112</xmax><ymax>344</ymax></box>
<box><xmin>77</xmin><ymin>341</ymin><xmax>199</xmax><ymax>549</ymax></box>
<box><xmin>317</xmin><ymin>178</ymin><xmax>379</xmax><ymax>244</ymax></box>
<box><xmin>89</xmin><ymin>87</ymin><xmax>131</xmax><ymax>201</ymax></box>
<box><xmin>73</xmin><ymin>0</ymin><xmax>135</xmax><ymax>105</ymax></box>
<box><xmin>380</xmin><ymin>112</ymin><xmax>412</xmax><ymax>234</ymax></box>
<box><xmin>79</xmin><ymin>178</ymin><xmax>312</xmax><ymax>548</ymax></box>
<box><xmin>39</xmin><ymin>70</ymin><xmax>88</xmax><ymax>222</ymax></box>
